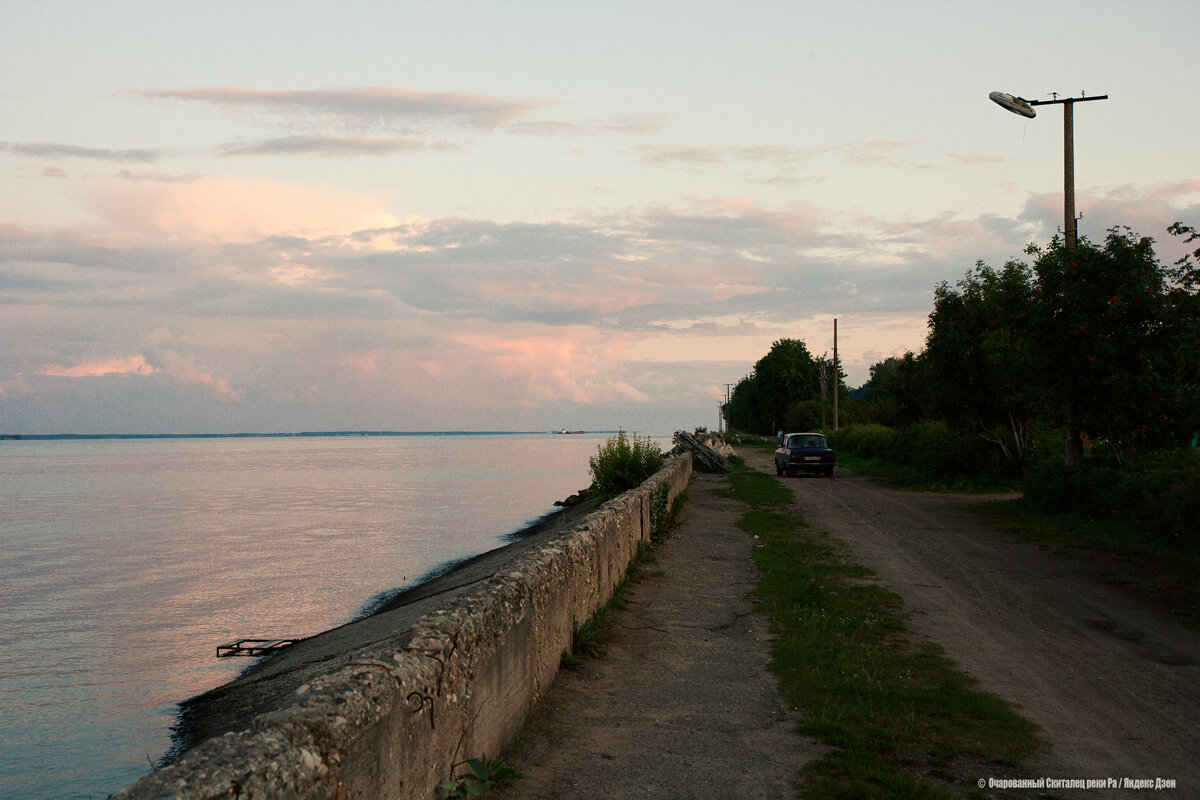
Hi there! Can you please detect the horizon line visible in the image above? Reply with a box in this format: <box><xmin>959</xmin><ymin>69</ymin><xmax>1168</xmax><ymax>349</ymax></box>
<box><xmin>0</xmin><ymin>430</ymin><xmax>632</xmax><ymax>441</ymax></box>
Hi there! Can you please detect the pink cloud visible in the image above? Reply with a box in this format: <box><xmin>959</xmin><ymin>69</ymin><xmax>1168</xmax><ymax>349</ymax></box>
<box><xmin>158</xmin><ymin>351</ymin><xmax>243</xmax><ymax>402</ymax></box>
<box><xmin>1145</xmin><ymin>179</ymin><xmax>1200</xmax><ymax>205</ymax></box>
<box><xmin>39</xmin><ymin>355</ymin><xmax>157</xmax><ymax>378</ymax></box>
<box><xmin>339</xmin><ymin>353</ymin><xmax>379</xmax><ymax>379</ymax></box>
<box><xmin>691</xmin><ymin>195</ymin><xmax>821</xmax><ymax>235</ymax></box>
<box><xmin>83</xmin><ymin>176</ymin><xmax>399</xmax><ymax>242</ymax></box>
<box><xmin>843</xmin><ymin>140</ymin><xmax>911</xmax><ymax>164</ymax></box>
<box><xmin>466</xmin><ymin>267</ymin><xmax>666</xmax><ymax>316</ymax></box>
<box><xmin>450</xmin><ymin>327</ymin><xmax>644</xmax><ymax>405</ymax></box>
<box><xmin>0</xmin><ymin>373</ymin><xmax>33</xmax><ymax>397</ymax></box>
<box><xmin>638</xmin><ymin>143</ymin><xmax>809</xmax><ymax>167</ymax></box>
<box><xmin>15</xmin><ymin>165</ymin><xmax>69</xmax><ymax>179</ymax></box>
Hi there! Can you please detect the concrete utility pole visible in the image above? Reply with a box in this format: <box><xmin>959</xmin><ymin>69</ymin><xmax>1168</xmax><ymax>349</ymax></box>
<box><xmin>833</xmin><ymin>318</ymin><xmax>839</xmax><ymax>431</ymax></box>
<box><xmin>720</xmin><ymin>383</ymin><xmax>729</xmax><ymax>434</ymax></box>
<box><xmin>988</xmin><ymin>91</ymin><xmax>1108</xmax><ymax>248</ymax></box>
<box><xmin>1030</xmin><ymin>94</ymin><xmax>1107</xmax><ymax>248</ymax></box>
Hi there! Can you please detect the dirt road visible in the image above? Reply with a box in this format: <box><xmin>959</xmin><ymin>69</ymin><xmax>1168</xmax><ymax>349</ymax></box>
<box><xmin>738</xmin><ymin>447</ymin><xmax>1200</xmax><ymax>791</ymax></box>
<box><xmin>505</xmin><ymin>450</ymin><xmax>1198</xmax><ymax>797</ymax></box>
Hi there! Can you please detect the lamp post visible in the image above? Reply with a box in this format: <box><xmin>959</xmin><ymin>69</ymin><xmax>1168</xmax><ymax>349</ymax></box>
<box><xmin>988</xmin><ymin>91</ymin><xmax>1108</xmax><ymax>247</ymax></box>
<box><xmin>989</xmin><ymin>91</ymin><xmax>1109</xmax><ymax>468</ymax></box>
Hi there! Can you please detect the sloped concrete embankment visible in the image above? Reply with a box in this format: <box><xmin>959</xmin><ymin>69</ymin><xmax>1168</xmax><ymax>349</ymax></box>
<box><xmin>117</xmin><ymin>453</ymin><xmax>692</xmax><ymax>800</ymax></box>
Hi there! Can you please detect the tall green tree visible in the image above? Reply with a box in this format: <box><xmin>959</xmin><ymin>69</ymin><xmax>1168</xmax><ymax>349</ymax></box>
<box><xmin>1029</xmin><ymin>228</ymin><xmax>1192</xmax><ymax>465</ymax></box>
<box><xmin>754</xmin><ymin>338</ymin><xmax>821</xmax><ymax>433</ymax></box>
<box><xmin>924</xmin><ymin>260</ymin><xmax>1039</xmax><ymax>464</ymax></box>
<box><xmin>1165</xmin><ymin>222</ymin><xmax>1200</xmax><ymax>441</ymax></box>
<box><xmin>728</xmin><ymin>338</ymin><xmax>824</xmax><ymax>434</ymax></box>
<box><xmin>855</xmin><ymin>352</ymin><xmax>927</xmax><ymax>427</ymax></box>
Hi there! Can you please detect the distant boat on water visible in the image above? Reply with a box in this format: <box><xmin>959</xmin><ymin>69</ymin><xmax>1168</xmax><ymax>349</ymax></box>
<box><xmin>555</xmin><ymin>429</ymin><xmax>585</xmax><ymax>434</ymax></box>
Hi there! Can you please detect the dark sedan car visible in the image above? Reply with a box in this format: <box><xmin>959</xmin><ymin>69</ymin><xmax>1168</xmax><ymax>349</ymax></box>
<box><xmin>774</xmin><ymin>432</ymin><xmax>835</xmax><ymax>477</ymax></box>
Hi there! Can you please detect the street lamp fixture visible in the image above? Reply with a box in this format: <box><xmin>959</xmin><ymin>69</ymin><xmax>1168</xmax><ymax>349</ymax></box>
<box><xmin>989</xmin><ymin>90</ymin><xmax>1108</xmax><ymax>247</ymax></box>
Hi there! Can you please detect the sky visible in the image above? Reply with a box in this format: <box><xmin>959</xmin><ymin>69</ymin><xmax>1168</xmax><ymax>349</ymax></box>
<box><xmin>2</xmin><ymin>1</ymin><xmax>1197</xmax><ymax>435</ymax></box>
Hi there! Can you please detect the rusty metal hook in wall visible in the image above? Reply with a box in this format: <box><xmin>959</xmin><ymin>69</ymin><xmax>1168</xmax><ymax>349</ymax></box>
<box><xmin>407</xmin><ymin>689</ymin><xmax>435</xmax><ymax>730</ymax></box>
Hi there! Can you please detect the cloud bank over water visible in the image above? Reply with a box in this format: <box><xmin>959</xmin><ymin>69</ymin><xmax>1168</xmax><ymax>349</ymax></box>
<box><xmin>2</xmin><ymin>2</ymin><xmax>1196</xmax><ymax>433</ymax></box>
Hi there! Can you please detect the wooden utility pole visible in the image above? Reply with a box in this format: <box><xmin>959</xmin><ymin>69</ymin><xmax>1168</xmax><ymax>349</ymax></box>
<box><xmin>833</xmin><ymin>318</ymin><xmax>839</xmax><ymax>431</ymax></box>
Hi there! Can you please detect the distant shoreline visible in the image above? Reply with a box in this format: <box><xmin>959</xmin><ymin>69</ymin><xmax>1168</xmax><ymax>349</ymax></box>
<box><xmin>1</xmin><ymin>430</ymin><xmax>623</xmax><ymax>441</ymax></box>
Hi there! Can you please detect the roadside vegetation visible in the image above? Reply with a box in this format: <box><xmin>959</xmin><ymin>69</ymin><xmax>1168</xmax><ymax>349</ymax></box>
<box><xmin>723</xmin><ymin>468</ymin><xmax>1044</xmax><ymax>798</ymax></box>
<box><xmin>727</xmin><ymin>223</ymin><xmax>1200</xmax><ymax>623</ymax></box>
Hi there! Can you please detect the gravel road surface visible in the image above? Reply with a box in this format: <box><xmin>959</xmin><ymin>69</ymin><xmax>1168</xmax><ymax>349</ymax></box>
<box><xmin>743</xmin><ymin>447</ymin><xmax>1200</xmax><ymax>793</ymax></box>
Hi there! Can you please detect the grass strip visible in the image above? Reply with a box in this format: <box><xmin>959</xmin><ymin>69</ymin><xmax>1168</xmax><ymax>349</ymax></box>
<box><xmin>725</xmin><ymin>469</ymin><xmax>1045</xmax><ymax>798</ymax></box>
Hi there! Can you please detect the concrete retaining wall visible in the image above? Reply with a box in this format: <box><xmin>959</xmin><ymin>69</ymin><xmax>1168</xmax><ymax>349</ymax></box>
<box><xmin>118</xmin><ymin>452</ymin><xmax>692</xmax><ymax>800</ymax></box>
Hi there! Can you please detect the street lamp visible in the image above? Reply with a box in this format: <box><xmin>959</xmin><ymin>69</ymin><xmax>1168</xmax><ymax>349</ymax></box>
<box><xmin>989</xmin><ymin>91</ymin><xmax>1108</xmax><ymax>248</ymax></box>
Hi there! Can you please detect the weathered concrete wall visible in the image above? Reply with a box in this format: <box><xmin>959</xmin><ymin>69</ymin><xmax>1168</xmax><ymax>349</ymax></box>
<box><xmin>117</xmin><ymin>452</ymin><xmax>692</xmax><ymax>800</ymax></box>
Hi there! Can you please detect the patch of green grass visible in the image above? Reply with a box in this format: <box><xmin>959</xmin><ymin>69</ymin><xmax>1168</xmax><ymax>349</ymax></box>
<box><xmin>715</xmin><ymin>468</ymin><xmax>794</xmax><ymax>507</ymax></box>
<box><xmin>741</xmin><ymin>481</ymin><xmax>1045</xmax><ymax>797</ymax></box>
<box><xmin>984</xmin><ymin>498</ymin><xmax>1200</xmax><ymax>628</ymax></box>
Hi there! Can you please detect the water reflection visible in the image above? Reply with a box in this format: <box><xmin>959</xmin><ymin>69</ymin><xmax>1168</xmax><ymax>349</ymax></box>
<box><xmin>0</xmin><ymin>433</ymin><xmax>646</xmax><ymax>800</ymax></box>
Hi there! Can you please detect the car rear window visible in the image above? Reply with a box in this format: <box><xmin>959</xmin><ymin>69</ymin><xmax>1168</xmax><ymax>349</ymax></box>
<box><xmin>788</xmin><ymin>435</ymin><xmax>826</xmax><ymax>448</ymax></box>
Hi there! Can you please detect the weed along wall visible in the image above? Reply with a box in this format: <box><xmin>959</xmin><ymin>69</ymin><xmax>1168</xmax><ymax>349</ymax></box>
<box><xmin>117</xmin><ymin>452</ymin><xmax>693</xmax><ymax>800</ymax></box>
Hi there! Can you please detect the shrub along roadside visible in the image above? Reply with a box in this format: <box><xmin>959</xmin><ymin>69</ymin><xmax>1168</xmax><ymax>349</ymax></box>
<box><xmin>830</xmin><ymin>422</ymin><xmax>1022</xmax><ymax>491</ymax></box>
<box><xmin>722</xmin><ymin>469</ymin><xmax>1044</xmax><ymax>798</ymax></box>
<box><xmin>1020</xmin><ymin>449</ymin><xmax>1200</xmax><ymax>543</ymax></box>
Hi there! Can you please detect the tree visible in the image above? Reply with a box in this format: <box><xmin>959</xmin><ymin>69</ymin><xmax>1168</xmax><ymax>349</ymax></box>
<box><xmin>924</xmin><ymin>260</ymin><xmax>1039</xmax><ymax>464</ymax></box>
<box><xmin>855</xmin><ymin>352</ymin><xmax>928</xmax><ymax>427</ymax></box>
<box><xmin>1029</xmin><ymin>228</ymin><xmax>1194</xmax><ymax>465</ymax></box>
<box><xmin>727</xmin><ymin>338</ymin><xmax>825</xmax><ymax>434</ymax></box>
<box><xmin>1165</xmin><ymin>222</ymin><xmax>1200</xmax><ymax>442</ymax></box>
<box><xmin>753</xmin><ymin>339</ymin><xmax>821</xmax><ymax>432</ymax></box>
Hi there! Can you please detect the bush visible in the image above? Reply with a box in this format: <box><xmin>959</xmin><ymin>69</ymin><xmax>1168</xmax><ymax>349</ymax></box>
<box><xmin>1023</xmin><ymin>449</ymin><xmax>1200</xmax><ymax>542</ymax></box>
<box><xmin>831</xmin><ymin>421</ymin><xmax>1016</xmax><ymax>487</ymax></box>
<box><xmin>589</xmin><ymin>430</ymin><xmax>665</xmax><ymax>502</ymax></box>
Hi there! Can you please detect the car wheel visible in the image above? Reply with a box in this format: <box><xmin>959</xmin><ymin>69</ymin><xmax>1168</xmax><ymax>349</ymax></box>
<box><xmin>825</xmin><ymin>468</ymin><xmax>834</xmax><ymax>478</ymax></box>
<box><xmin>785</xmin><ymin>467</ymin><xmax>795</xmax><ymax>477</ymax></box>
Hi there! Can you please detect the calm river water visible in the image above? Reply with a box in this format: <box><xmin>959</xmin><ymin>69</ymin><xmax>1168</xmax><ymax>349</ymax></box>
<box><xmin>0</xmin><ymin>432</ymin><xmax>656</xmax><ymax>800</ymax></box>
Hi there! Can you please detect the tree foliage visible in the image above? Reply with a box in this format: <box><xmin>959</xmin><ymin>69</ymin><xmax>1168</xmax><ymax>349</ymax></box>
<box><xmin>727</xmin><ymin>338</ymin><xmax>841</xmax><ymax>434</ymax></box>
<box><xmin>853</xmin><ymin>353</ymin><xmax>927</xmax><ymax>427</ymax></box>
<box><xmin>1028</xmin><ymin>228</ymin><xmax>1194</xmax><ymax>463</ymax></box>
<box><xmin>925</xmin><ymin>260</ymin><xmax>1039</xmax><ymax>464</ymax></box>
<box><xmin>736</xmin><ymin>225</ymin><xmax>1199</xmax><ymax>471</ymax></box>
<box><xmin>855</xmin><ymin>224</ymin><xmax>1199</xmax><ymax>469</ymax></box>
